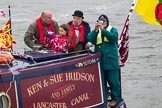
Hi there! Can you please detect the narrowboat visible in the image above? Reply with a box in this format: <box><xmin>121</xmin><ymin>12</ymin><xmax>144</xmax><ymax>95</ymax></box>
<box><xmin>0</xmin><ymin>50</ymin><xmax>126</xmax><ymax>108</ymax></box>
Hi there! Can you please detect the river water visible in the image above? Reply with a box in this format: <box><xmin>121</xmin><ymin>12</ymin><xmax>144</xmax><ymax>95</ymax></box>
<box><xmin>1</xmin><ymin>0</ymin><xmax>162</xmax><ymax>108</ymax></box>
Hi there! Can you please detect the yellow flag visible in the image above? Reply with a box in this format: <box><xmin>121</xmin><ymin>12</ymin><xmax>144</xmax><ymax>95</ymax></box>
<box><xmin>0</xmin><ymin>32</ymin><xmax>7</xmax><ymax>49</ymax></box>
<box><xmin>134</xmin><ymin>0</ymin><xmax>162</xmax><ymax>28</ymax></box>
<box><xmin>2</xmin><ymin>20</ymin><xmax>11</xmax><ymax>32</ymax></box>
<box><xmin>0</xmin><ymin>20</ymin><xmax>16</xmax><ymax>50</ymax></box>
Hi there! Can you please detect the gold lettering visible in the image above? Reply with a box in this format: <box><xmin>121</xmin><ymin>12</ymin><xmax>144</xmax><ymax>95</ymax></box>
<box><xmin>27</xmin><ymin>81</ymin><xmax>42</xmax><ymax>96</ymax></box>
<box><xmin>51</xmin><ymin>92</ymin><xmax>61</xmax><ymax>99</ymax></box>
<box><xmin>33</xmin><ymin>102</ymin><xmax>67</xmax><ymax>108</ymax></box>
<box><xmin>61</xmin><ymin>84</ymin><xmax>75</xmax><ymax>96</ymax></box>
<box><xmin>65</xmin><ymin>72</ymin><xmax>95</xmax><ymax>82</ymax></box>
<box><xmin>71</xmin><ymin>93</ymin><xmax>90</xmax><ymax>106</ymax></box>
<box><xmin>43</xmin><ymin>79</ymin><xmax>49</xmax><ymax>87</ymax></box>
<box><xmin>65</xmin><ymin>72</ymin><xmax>73</xmax><ymax>81</ymax></box>
<box><xmin>50</xmin><ymin>74</ymin><xmax>64</xmax><ymax>84</ymax></box>
<box><xmin>51</xmin><ymin>84</ymin><xmax>75</xmax><ymax>99</ymax></box>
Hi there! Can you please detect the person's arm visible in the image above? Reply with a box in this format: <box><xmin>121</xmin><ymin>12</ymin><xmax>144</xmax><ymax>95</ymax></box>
<box><xmin>87</xmin><ymin>21</ymin><xmax>100</xmax><ymax>45</ymax></box>
<box><xmin>102</xmin><ymin>27</ymin><xmax>118</xmax><ymax>43</ymax></box>
<box><xmin>87</xmin><ymin>29</ymin><xmax>98</xmax><ymax>45</ymax></box>
<box><xmin>24</xmin><ymin>23</ymin><xmax>37</xmax><ymax>49</ymax></box>
<box><xmin>53</xmin><ymin>21</ymin><xmax>59</xmax><ymax>34</ymax></box>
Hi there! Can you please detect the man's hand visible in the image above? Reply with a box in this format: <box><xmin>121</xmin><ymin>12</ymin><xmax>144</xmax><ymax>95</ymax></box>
<box><xmin>85</xmin><ymin>42</ymin><xmax>93</xmax><ymax>49</ymax></box>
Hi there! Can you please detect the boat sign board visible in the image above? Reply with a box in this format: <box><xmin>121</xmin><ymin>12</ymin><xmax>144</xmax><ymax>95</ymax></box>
<box><xmin>0</xmin><ymin>52</ymin><xmax>106</xmax><ymax>108</ymax></box>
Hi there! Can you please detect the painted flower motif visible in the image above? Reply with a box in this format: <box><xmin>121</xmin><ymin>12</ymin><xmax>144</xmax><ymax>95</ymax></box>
<box><xmin>155</xmin><ymin>3</ymin><xmax>162</xmax><ymax>25</ymax></box>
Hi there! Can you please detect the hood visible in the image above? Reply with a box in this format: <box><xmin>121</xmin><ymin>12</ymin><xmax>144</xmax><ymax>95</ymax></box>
<box><xmin>98</xmin><ymin>14</ymin><xmax>109</xmax><ymax>28</ymax></box>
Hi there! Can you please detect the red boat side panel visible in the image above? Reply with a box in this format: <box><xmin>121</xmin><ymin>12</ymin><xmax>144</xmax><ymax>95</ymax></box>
<box><xmin>0</xmin><ymin>81</ymin><xmax>18</xmax><ymax>108</ymax></box>
<box><xmin>19</xmin><ymin>60</ymin><xmax>103</xmax><ymax>108</ymax></box>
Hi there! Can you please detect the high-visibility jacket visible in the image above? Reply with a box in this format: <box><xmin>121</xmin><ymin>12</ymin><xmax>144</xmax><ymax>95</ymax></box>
<box><xmin>96</xmin><ymin>25</ymin><xmax>112</xmax><ymax>45</ymax></box>
<box><xmin>87</xmin><ymin>25</ymin><xmax>120</xmax><ymax>70</ymax></box>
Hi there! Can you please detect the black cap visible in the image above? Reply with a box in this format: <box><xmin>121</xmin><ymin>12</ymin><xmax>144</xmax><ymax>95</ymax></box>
<box><xmin>72</xmin><ymin>10</ymin><xmax>84</xmax><ymax>19</ymax></box>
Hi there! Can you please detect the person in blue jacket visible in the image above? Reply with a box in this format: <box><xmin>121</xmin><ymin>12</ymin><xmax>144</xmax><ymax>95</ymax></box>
<box><xmin>87</xmin><ymin>14</ymin><xmax>121</xmax><ymax>107</ymax></box>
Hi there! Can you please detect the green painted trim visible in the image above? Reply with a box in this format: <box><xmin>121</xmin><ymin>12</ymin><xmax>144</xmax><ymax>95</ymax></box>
<box><xmin>156</xmin><ymin>19</ymin><xmax>160</xmax><ymax>23</ymax></box>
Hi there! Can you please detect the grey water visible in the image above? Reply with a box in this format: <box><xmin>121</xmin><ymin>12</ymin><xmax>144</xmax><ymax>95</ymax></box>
<box><xmin>0</xmin><ymin>0</ymin><xmax>162</xmax><ymax>108</ymax></box>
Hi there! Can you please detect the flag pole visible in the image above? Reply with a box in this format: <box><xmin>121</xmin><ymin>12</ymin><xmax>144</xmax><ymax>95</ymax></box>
<box><xmin>119</xmin><ymin>0</ymin><xmax>136</xmax><ymax>42</ymax></box>
<box><xmin>8</xmin><ymin>5</ymin><xmax>12</xmax><ymax>35</ymax></box>
<box><xmin>118</xmin><ymin>0</ymin><xmax>137</xmax><ymax>100</ymax></box>
<box><xmin>118</xmin><ymin>0</ymin><xmax>137</xmax><ymax>65</ymax></box>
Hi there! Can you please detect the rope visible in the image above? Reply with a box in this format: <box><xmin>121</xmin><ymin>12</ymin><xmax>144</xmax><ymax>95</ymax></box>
<box><xmin>0</xmin><ymin>56</ymin><xmax>15</xmax><ymax>94</ymax></box>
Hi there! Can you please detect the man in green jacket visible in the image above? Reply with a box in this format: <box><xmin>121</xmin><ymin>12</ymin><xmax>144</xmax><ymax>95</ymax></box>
<box><xmin>24</xmin><ymin>10</ymin><xmax>59</xmax><ymax>50</ymax></box>
<box><xmin>87</xmin><ymin>14</ymin><xmax>121</xmax><ymax>107</ymax></box>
